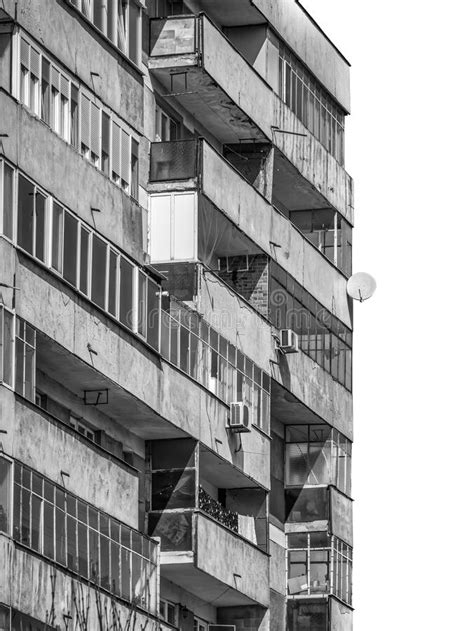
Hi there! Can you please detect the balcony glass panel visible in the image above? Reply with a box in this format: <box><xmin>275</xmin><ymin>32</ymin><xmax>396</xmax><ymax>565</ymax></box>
<box><xmin>149</xmin><ymin>140</ymin><xmax>197</xmax><ymax>182</ymax></box>
<box><xmin>11</xmin><ymin>460</ymin><xmax>158</xmax><ymax>615</ymax></box>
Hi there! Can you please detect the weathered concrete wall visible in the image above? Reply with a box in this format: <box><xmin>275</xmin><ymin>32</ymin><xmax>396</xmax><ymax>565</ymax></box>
<box><xmin>331</xmin><ymin>489</ymin><xmax>353</xmax><ymax>546</ymax></box>
<box><xmin>0</xmin><ymin>388</ymin><xmax>139</xmax><ymax>527</ymax></box>
<box><xmin>0</xmin><ymin>92</ymin><xmax>146</xmax><ymax>262</ymax></box>
<box><xmin>0</xmin><ymin>536</ymin><xmax>159</xmax><ymax>627</ymax></box>
<box><xmin>269</xmin><ymin>535</ymin><xmax>286</xmax><ymax>595</ymax></box>
<box><xmin>196</xmin><ymin>513</ymin><xmax>269</xmax><ymax>607</ymax></box>
<box><xmin>202</xmin><ymin>16</ymin><xmax>273</xmax><ymax>139</ymax></box>
<box><xmin>273</xmin><ymin>98</ymin><xmax>354</xmax><ymax>223</ymax></box>
<box><xmin>3</xmin><ymin>0</ymin><xmax>143</xmax><ymax>129</ymax></box>
<box><xmin>269</xmin><ymin>589</ymin><xmax>286</xmax><ymax>631</ymax></box>
<box><xmin>217</xmin><ymin>254</ymin><xmax>269</xmax><ymax>318</ymax></box>
<box><xmin>160</xmin><ymin>577</ymin><xmax>215</xmax><ymax>626</ymax></box>
<box><xmin>272</xmin><ymin>348</ymin><xmax>353</xmax><ymax>440</ymax></box>
<box><xmin>201</xmin><ymin>142</ymin><xmax>352</xmax><ymax>328</ymax></box>
<box><xmin>15</xmin><ymin>255</ymin><xmax>270</xmax><ymax>489</ymax></box>
<box><xmin>198</xmin><ymin>268</ymin><xmax>273</xmax><ymax>371</ymax></box>
<box><xmin>36</xmin><ymin>368</ymin><xmax>144</xmax><ymax>458</ymax></box>
<box><xmin>254</xmin><ymin>0</ymin><xmax>351</xmax><ymax>112</ymax></box>
<box><xmin>330</xmin><ymin>598</ymin><xmax>353</xmax><ymax>631</ymax></box>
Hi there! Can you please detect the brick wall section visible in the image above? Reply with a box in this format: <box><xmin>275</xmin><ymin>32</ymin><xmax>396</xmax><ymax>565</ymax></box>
<box><xmin>217</xmin><ymin>255</ymin><xmax>269</xmax><ymax>318</ymax></box>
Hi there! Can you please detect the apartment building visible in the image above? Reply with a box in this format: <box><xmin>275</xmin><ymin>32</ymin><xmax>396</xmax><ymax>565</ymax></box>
<box><xmin>0</xmin><ymin>1</ymin><xmax>353</xmax><ymax>630</ymax></box>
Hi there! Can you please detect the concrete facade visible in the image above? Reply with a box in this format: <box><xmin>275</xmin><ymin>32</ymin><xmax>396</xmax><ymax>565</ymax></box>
<box><xmin>0</xmin><ymin>1</ymin><xmax>354</xmax><ymax>630</ymax></box>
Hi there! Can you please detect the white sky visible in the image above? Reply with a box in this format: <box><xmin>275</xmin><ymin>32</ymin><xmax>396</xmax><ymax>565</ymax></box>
<box><xmin>300</xmin><ymin>1</ymin><xmax>474</xmax><ymax>629</ymax></box>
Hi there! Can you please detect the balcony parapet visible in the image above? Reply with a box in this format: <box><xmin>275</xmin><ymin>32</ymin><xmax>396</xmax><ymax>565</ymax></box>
<box><xmin>148</xmin><ymin>14</ymin><xmax>272</xmax><ymax>143</ymax></box>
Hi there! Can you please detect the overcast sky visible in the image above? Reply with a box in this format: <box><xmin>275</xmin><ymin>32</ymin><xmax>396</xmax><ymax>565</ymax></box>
<box><xmin>300</xmin><ymin>1</ymin><xmax>474</xmax><ymax>629</ymax></box>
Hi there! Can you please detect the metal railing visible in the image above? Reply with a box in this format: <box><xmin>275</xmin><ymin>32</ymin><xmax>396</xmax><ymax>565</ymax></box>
<box><xmin>198</xmin><ymin>486</ymin><xmax>238</xmax><ymax>533</ymax></box>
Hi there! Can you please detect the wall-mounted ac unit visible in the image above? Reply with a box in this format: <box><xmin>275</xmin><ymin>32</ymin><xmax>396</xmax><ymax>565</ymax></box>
<box><xmin>227</xmin><ymin>402</ymin><xmax>251</xmax><ymax>433</ymax></box>
<box><xmin>209</xmin><ymin>626</ymin><xmax>237</xmax><ymax>631</ymax></box>
<box><xmin>279</xmin><ymin>329</ymin><xmax>299</xmax><ymax>353</ymax></box>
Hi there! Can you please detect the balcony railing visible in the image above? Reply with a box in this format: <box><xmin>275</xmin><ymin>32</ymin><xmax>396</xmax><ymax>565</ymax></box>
<box><xmin>149</xmin><ymin>139</ymin><xmax>198</xmax><ymax>182</ymax></box>
<box><xmin>198</xmin><ymin>487</ymin><xmax>238</xmax><ymax>533</ymax></box>
<box><xmin>149</xmin><ymin>16</ymin><xmax>198</xmax><ymax>57</ymax></box>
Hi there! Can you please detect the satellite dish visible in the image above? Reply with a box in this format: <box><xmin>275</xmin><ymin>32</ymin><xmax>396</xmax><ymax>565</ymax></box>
<box><xmin>347</xmin><ymin>272</ymin><xmax>377</xmax><ymax>302</ymax></box>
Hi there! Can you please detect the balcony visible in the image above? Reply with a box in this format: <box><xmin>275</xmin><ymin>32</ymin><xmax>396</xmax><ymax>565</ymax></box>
<box><xmin>148</xmin><ymin>15</ymin><xmax>272</xmax><ymax>143</ymax></box>
<box><xmin>149</xmin><ymin>139</ymin><xmax>353</xmax><ymax>330</ymax></box>
<box><xmin>0</xmin><ymin>535</ymin><xmax>159</xmax><ymax>627</ymax></box>
<box><xmin>0</xmin><ymin>456</ymin><xmax>159</xmax><ymax>618</ymax></box>
<box><xmin>147</xmin><ymin>438</ymin><xmax>269</xmax><ymax>607</ymax></box>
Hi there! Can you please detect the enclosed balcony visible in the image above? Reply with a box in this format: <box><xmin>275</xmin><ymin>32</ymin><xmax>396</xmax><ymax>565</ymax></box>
<box><xmin>148</xmin><ymin>139</ymin><xmax>353</xmax><ymax>331</ymax></box>
<box><xmin>147</xmin><ymin>438</ymin><xmax>269</xmax><ymax>607</ymax></box>
<box><xmin>0</xmin><ymin>455</ymin><xmax>159</xmax><ymax>619</ymax></box>
<box><xmin>148</xmin><ymin>15</ymin><xmax>272</xmax><ymax>143</ymax></box>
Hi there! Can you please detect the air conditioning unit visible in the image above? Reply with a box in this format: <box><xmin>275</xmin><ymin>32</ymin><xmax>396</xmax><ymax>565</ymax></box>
<box><xmin>228</xmin><ymin>402</ymin><xmax>251</xmax><ymax>433</ymax></box>
<box><xmin>279</xmin><ymin>329</ymin><xmax>299</xmax><ymax>353</ymax></box>
<box><xmin>209</xmin><ymin>626</ymin><xmax>237</xmax><ymax>631</ymax></box>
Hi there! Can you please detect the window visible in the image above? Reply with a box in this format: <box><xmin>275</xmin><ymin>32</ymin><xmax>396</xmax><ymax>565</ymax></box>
<box><xmin>269</xmin><ymin>263</ymin><xmax>352</xmax><ymax>391</ymax></box>
<box><xmin>278</xmin><ymin>40</ymin><xmax>345</xmax><ymax>164</ymax></box>
<box><xmin>131</xmin><ymin>137</ymin><xmax>139</xmax><ymax>199</ymax></box>
<box><xmin>79</xmin><ymin>225</ymin><xmax>91</xmax><ymax>295</ymax></box>
<box><xmin>285</xmin><ymin>424</ymin><xmax>352</xmax><ymax>496</ymax></box>
<box><xmin>287</xmin><ymin>532</ymin><xmax>352</xmax><ymax>604</ymax></box>
<box><xmin>287</xmin><ymin>600</ymin><xmax>328</xmax><ymax>631</ymax></box>
<box><xmin>68</xmin><ymin>0</ymin><xmax>142</xmax><ymax>65</ymax></box>
<box><xmin>17</xmin><ymin>174</ymin><xmax>34</xmax><ymax>254</ymax></box>
<box><xmin>119</xmin><ymin>257</ymin><xmax>134</xmax><ymax>327</ymax></box>
<box><xmin>0</xmin><ymin>159</ymin><xmax>14</xmax><ymax>240</ymax></box>
<box><xmin>16</xmin><ymin>32</ymin><xmax>138</xmax><ymax>195</ymax></box>
<box><xmin>70</xmin><ymin>84</ymin><xmax>79</xmax><ymax>148</ymax></box>
<box><xmin>160</xmin><ymin>599</ymin><xmax>178</xmax><ymax>626</ymax></box>
<box><xmin>0</xmin><ymin>23</ymin><xmax>13</xmax><ymax>93</ymax></box>
<box><xmin>19</xmin><ymin>38</ymin><xmax>40</xmax><ymax>114</ymax></box>
<box><xmin>194</xmin><ymin>617</ymin><xmax>208</xmax><ymax>631</ymax></box>
<box><xmin>91</xmin><ymin>234</ymin><xmax>107</xmax><ymax>308</ymax></box>
<box><xmin>0</xmin><ymin>456</ymin><xmax>12</xmax><ymax>535</ymax></box>
<box><xmin>160</xmin><ymin>302</ymin><xmax>270</xmax><ymax>431</ymax></box>
<box><xmin>155</xmin><ymin>105</ymin><xmax>181</xmax><ymax>141</ymax></box>
<box><xmin>63</xmin><ymin>210</ymin><xmax>79</xmax><ymax>285</ymax></box>
<box><xmin>5</xmin><ymin>162</ymin><xmax>164</xmax><ymax>352</ymax></box>
<box><xmin>290</xmin><ymin>209</ymin><xmax>352</xmax><ymax>277</ymax></box>
<box><xmin>101</xmin><ymin>111</ymin><xmax>110</xmax><ymax>174</ymax></box>
<box><xmin>41</xmin><ymin>57</ymin><xmax>50</xmax><ymax>124</ymax></box>
<box><xmin>12</xmin><ymin>460</ymin><xmax>159</xmax><ymax>614</ymax></box>
<box><xmin>16</xmin><ymin>174</ymin><xmax>47</xmax><ymax>261</ymax></box>
<box><xmin>15</xmin><ymin>317</ymin><xmax>36</xmax><ymax>402</ymax></box>
<box><xmin>0</xmin><ymin>306</ymin><xmax>14</xmax><ymax>388</ymax></box>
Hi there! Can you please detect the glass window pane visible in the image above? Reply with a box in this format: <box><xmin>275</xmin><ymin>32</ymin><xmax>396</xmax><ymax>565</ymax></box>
<box><xmin>43</xmin><ymin>500</ymin><xmax>55</xmax><ymax>558</ymax></box>
<box><xmin>35</xmin><ymin>191</ymin><xmax>46</xmax><ymax>262</ymax></box>
<box><xmin>17</xmin><ymin>175</ymin><xmax>34</xmax><ymax>254</ymax></box>
<box><xmin>91</xmin><ymin>235</ymin><xmax>107</xmax><ymax>308</ymax></box>
<box><xmin>119</xmin><ymin>258</ymin><xmax>133</xmax><ymax>329</ymax></box>
<box><xmin>100</xmin><ymin>534</ymin><xmax>110</xmax><ymax>589</ymax></box>
<box><xmin>67</xmin><ymin>515</ymin><xmax>77</xmax><ymax>571</ymax></box>
<box><xmin>0</xmin><ymin>457</ymin><xmax>11</xmax><ymax>534</ymax></box>
<box><xmin>79</xmin><ymin>227</ymin><xmax>90</xmax><ymax>295</ymax></box>
<box><xmin>63</xmin><ymin>212</ymin><xmax>78</xmax><ymax>285</ymax></box>
<box><xmin>2</xmin><ymin>163</ymin><xmax>14</xmax><ymax>240</ymax></box>
<box><xmin>51</xmin><ymin>202</ymin><xmax>64</xmax><ymax>273</ymax></box>
<box><xmin>78</xmin><ymin>521</ymin><xmax>88</xmax><ymax>577</ymax></box>
<box><xmin>55</xmin><ymin>506</ymin><xmax>66</xmax><ymax>565</ymax></box>
<box><xmin>108</xmin><ymin>249</ymin><xmax>118</xmax><ymax>316</ymax></box>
